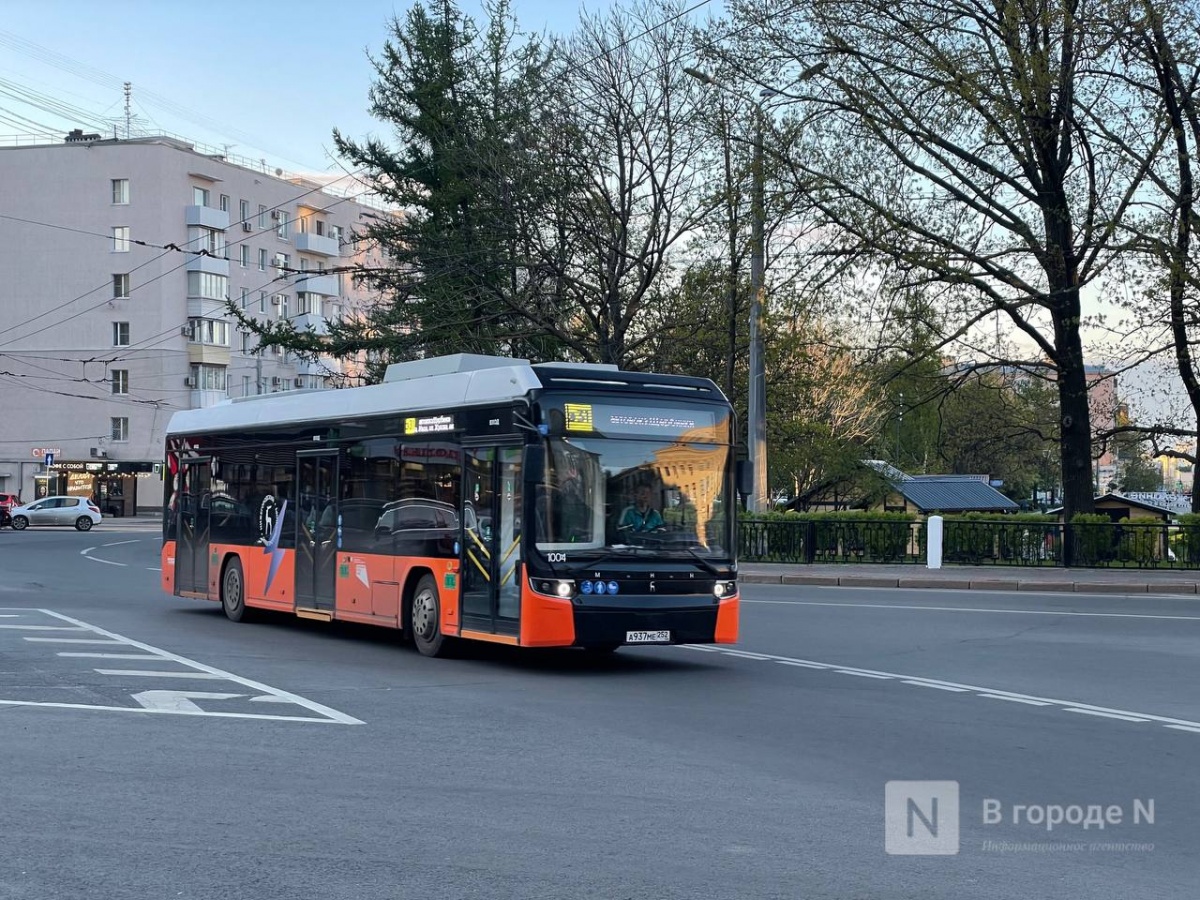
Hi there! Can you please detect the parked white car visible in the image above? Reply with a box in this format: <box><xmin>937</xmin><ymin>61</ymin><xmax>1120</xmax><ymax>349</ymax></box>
<box><xmin>9</xmin><ymin>496</ymin><xmax>103</xmax><ymax>531</ymax></box>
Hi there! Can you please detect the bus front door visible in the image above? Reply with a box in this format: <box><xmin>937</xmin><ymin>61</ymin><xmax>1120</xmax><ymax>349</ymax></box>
<box><xmin>295</xmin><ymin>451</ymin><xmax>339</xmax><ymax>612</ymax></box>
<box><xmin>176</xmin><ymin>460</ymin><xmax>211</xmax><ymax>596</ymax></box>
<box><xmin>461</xmin><ymin>446</ymin><xmax>522</xmax><ymax>636</ymax></box>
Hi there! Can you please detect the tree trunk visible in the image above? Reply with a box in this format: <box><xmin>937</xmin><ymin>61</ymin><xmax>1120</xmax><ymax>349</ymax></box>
<box><xmin>1052</xmin><ymin>293</ymin><xmax>1095</xmax><ymax>522</ymax></box>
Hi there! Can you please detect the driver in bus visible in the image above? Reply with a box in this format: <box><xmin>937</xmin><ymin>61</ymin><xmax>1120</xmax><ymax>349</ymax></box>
<box><xmin>619</xmin><ymin>483</ymin><xmax>666</xmax><ymax>534</ymax></box>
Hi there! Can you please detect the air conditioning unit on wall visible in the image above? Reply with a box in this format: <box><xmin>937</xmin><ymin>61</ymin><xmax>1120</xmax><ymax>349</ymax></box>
<box><xmin>184</xmin><ymin>376</ymin><xmax>196</xmax><ymax>388</ymax></box>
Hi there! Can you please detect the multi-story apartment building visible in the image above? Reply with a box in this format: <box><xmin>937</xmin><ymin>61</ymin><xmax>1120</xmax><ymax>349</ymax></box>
<box><xmin>0</xmin><ymin>132</ymin><xmax>383</xmax><ymax>514</ymax></box>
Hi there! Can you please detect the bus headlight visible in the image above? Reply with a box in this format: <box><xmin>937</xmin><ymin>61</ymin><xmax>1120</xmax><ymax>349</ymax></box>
<box><xmin>713</xmin><ymin>581</ymin><xmax>737</xmax><ymax>598</ymax></box>
<box><xmin>534</xmin><ymin>578</ymin><xmax>575</xmax><ymax>598</ymax></box>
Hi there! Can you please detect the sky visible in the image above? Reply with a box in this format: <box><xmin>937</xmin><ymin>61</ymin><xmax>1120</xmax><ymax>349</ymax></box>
<box><xmin>0</xmin><ymin>0</ymin><xmax>623</xmax><ymax>175</ymax></box>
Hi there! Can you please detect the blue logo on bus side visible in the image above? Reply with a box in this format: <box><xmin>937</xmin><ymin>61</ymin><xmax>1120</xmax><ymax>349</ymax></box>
<box><xmin>263</xmin><ymin>498</ymin><xmax>288</xmax><ymax>592</ymax></box>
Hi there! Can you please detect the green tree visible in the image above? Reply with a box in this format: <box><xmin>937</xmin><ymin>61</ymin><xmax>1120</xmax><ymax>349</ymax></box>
<box><xmin>724</xmin><ymin>0</ymin><xmax>1157</xmax><ymax>520</ymax></box>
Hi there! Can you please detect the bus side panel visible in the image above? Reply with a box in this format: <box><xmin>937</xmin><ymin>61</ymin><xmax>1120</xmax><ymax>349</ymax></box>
<box><xmin>714</xmin><ymin>596</ymin><xmax>739</xmax><ymax>643</ymax></box>
<box><xmin>161</xmin><ymin>541</ymin><xmax>176</xmax><ymax>596</ymax></box>
<box><xmin>225</xmin><ymin>545</ymin><xmax>296</xmax><ymax>610</ymax></box>
<box><xmin>335</xmin><ymin>552</ymin><xmax>400</xmax><ymax>625</ymax></box>
<box><xmin>519</xmin><ymin>582</ymin><xmax>575</xmax><ymax>647</ymax></box>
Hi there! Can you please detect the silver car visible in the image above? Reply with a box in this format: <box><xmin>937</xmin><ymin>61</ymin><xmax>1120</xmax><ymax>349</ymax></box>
<box><xmin>9</xmin><ymin>496</ymin><xmax>103</xmax><ymax>531</ymax></box>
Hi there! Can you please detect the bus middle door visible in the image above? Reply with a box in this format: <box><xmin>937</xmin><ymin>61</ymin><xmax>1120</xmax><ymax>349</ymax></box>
<box><xmin>295</xmin><ymin>450</ymin><xmax>340</xmax><ymax>613</ymax></box>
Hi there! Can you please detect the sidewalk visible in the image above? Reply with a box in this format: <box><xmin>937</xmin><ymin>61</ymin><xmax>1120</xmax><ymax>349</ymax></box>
<box><xmin>739</xmin><ymin>562</ymin><xmax>1200</xmax><ymax>594</ymax></box>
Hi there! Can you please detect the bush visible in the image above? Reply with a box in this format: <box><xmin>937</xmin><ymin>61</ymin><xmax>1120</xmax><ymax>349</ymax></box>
<box><xmin>1069</xmin><ymin>513</ymin><xmax>1113</xmax><ymax>565</ymax></box>
<box><xmin>739</xmin><ymin>511</ymin><xmax>917</xmax><ymax>562</ymax></box>
<box><xmin>1177</xmin><ymin>513</ymin><xmax>1200</xmax><ymax>564</ymax></box>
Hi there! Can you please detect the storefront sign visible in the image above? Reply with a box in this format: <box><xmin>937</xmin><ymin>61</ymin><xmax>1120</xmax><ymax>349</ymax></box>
<box><xmin>31</xmin><ymin>448</ymin><xmax>61</xmax><ymax>458</ymax></box>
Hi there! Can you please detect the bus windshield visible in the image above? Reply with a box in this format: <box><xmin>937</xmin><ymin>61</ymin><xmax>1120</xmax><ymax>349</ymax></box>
<box><xmin>534</xmin><ymin>437</ymin><xmax>733</xmax><ymax>560</ymax></box>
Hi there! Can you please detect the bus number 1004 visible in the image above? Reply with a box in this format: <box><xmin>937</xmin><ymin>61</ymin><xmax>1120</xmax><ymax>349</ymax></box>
<box><xmin>546</xmin><ymin>552</ymin><xmax>568</xmax><ymax>563</ymax></box>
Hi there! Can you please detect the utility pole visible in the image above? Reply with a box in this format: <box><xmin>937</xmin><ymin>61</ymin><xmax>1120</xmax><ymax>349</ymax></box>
<box><xmin>747</xmin><ymin>102</ymin><xmax>768</xmax><ymax>511</ymax></box>
<box><xmin>256</xmin><ymin>355</ymin><xmax>263</xmax><ymax>396</ymax></box>
<box><xmin>684</xmin><ymin>63</ymin><xmax>827</xmax><ymax>513</ymax></box>
<box><xmin>123</xmin><ymin>82</ymin><xmax>132</xmax><ymax>139</ymax></box>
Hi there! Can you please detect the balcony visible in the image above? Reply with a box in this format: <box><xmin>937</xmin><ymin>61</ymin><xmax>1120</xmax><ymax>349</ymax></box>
<box><xmin>296</xmin><ymin>357</ymin><xmax>334</xmax><ymax>377</ymax></box>
<box><xmin>185</xmin><ymin>205</ymin><xmax>230</xmax><ymax>230</ymax></box>
<box><xmin>189</xmin><ymin>389</ymin><xmax>228</xmax><ymax>409</ymax></box>
<box><xmin>295</xmin><ymin>232</ymin><xmax>340</xmax><ymax>257</ymax></box>
<box><xmin>294</xmin><ymin>272</ymin><xmax>339</xmax><ymax>296</ymax></box>
<box><xmin>186</xmin><ymin>254</ymin><xmax>230</xmax><ymax>276</ymax></box>
<box><xmin>293</xmin><ymin>314</ymin><xmax>328</xmax><ymax>336</ymax></box>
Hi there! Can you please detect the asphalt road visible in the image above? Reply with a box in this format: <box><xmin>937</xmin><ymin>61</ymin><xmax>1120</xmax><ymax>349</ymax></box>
<box><xmin>1</xmin><ymin>524</ymin><xmax>1197</xmax><ymax>899</ymax></box>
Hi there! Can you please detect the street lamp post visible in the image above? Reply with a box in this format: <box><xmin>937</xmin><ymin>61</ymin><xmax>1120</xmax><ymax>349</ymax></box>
<box><xmin>685</xmin><ymin>64</ymin><xmax>827</xmax><ymax>513</ymax></box>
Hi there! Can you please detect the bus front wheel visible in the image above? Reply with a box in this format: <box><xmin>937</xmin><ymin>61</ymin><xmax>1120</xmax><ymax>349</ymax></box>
<box><xmin>410</xmin><ymin>574</ymin><xmax>448</xmax><ymax>657</ymax></box>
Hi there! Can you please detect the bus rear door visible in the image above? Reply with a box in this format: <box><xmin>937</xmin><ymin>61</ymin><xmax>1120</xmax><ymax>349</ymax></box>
<box><xmin>175</xmin><ymin>459</ymin><xmax>211</xmax><ymax>597</ymax></box>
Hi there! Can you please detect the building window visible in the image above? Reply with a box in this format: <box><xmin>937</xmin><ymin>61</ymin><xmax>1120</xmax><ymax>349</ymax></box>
<box><xmin>330</xmin><ymin>225</ymin><xmax>342</xmax><ymax>244</ymax></box>
<box><xmin>192</xmin><ymin>186</ymin><xmax>210</xmax><ymax>207</ymax></box>
<box><xmin>258</xmin><ymin>248</ymin><xmax>267</xmax><ymax>271</ymax></box>
<box><xmin>220</xmin><ymin>194</ymin><xmax>229</xmax><ymax>212</ymax></box>
<box><xmin>111</xmin><ymin>417</ymin><xmax>129</xmax><ymax>442</ymax></box>
<box><xmin>297</xmin><ymin>293</ymin><xmax>322</xmax><ymax>316</ymax></box>
<box><xmin>187</xmin><ymin>318</ymin><xmax>230</xmax><ymax>346</ymax></box>
<box><xmin>242</xmin><ymin>375</ymin><xmax>252</xmax><ymax>397</ymax></box>
<box><xmin>315</xmin><ymin>219</ymin><xmax>325</xmax><ymax>237</ymax></box>
<box><xmin>112</xmin><ymin>322</ymin><xmax>130</xmax><ymax>346</ymax></box>
<box><xmin>111</xmin><ymin>178</ymin><xmax>129</xmax><ymax>204</ymax></box>
<box><xmin>239</xmin><ymin>245</ymin><xmax>249</xmax><ymax>267</ymax></box>
<box><xmin>258</xmin><ymin>204</ymin><xmax>267</xmax><ymax>228</ymax></box>
<box><xmin>259</xmin><ymin>291</ymin><xmax>267</xmax><ymax>313</ymax></box>
<box><xmin>112</xmin><ymin>226</ymin><xmax>130</xmax><ymax>252</ymax></box>
<box><xmin>274</xmin><ymin>294</ymin><xmax>289</xmax><ymax>318</ymax></box>
<box><xmin>276</xmin><ymin>211</ymin><xmax>289</xmax><ymax>240</ymax></box>
<box><xmin>240</xmin><ymin>330</ymin><xmax>253</xmax><ymax>353</ymax></box>
<box><xmin>189</xmin><ymin>226</ymin><xmax>225</xmax><ymax>256</ymax></box>
<box><xmin>112</xmin><ymin>273</ymin><xmax>130</xmax><ymax>299</ymax></box>
<box><xmin>273</xmin><ymin>252</ymin><xmax>290</xmax><ymax>272</ymax></box>
<box><xmin>189</xmin><ymin>363</ymin><xmax>227</xmax><ymax>392</ymax></box>
<box><xmin>239</xmin><ymin>199</ymin><xmax>250</xmax><ymax>224</ymax></box>
<box><xmin>185</xmin><ymin>271</ymin><xmax>228</xmax><ymax>301</ymax></box>
<box><xmin>240</xmin><ymin>287</ymin><xmax>249</xmax><ymax>308</ymax></box>
<box><xmin>111</xmin><ymin>369</ymin><xmax>129</xmax><ymax>395</ymax></box>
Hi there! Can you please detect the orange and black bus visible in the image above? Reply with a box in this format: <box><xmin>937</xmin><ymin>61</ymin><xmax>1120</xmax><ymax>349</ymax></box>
<box><xmin>162</xmin><ymin>354</ymin><xmax>739</xmax><ymax>655</ymax></box>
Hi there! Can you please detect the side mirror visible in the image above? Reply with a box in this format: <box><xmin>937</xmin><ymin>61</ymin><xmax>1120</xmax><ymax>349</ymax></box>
<box><xmin>736</xmin><ymin>460</ymin><xmax>754</xmax><ymax>497</ymax></box>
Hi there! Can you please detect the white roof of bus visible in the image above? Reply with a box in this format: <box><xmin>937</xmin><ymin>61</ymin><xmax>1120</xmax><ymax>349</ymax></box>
<box><xmin>166</xmin><ymin>354</ymin><xmax>548</xmax><ymax>436</ymax></box>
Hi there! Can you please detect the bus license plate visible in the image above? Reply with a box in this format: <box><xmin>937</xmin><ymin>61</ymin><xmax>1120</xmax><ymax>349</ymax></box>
<box><xmin>626</xmin><ymin>630</ymin><xmax>670</xmax><ymax>644</ymax></box>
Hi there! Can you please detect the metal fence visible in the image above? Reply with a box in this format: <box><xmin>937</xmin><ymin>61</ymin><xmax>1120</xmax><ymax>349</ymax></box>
<box><xmin>739</xmin><ymin>518</ymin><xmax>1200</xmax><ymax>570</ymax></box>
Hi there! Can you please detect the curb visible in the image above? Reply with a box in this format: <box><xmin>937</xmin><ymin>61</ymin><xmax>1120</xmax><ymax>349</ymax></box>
<box><xmin>740</xmin><ymin>571</ymin><xmax>1199</xmax><ymax>595</ymax></box>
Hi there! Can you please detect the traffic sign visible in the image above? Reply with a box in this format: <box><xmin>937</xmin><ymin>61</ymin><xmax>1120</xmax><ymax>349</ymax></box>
<box><xmin>43</xmin><ymin>453</ymin><xmax>55</xmax><ymax>466</ymax></box>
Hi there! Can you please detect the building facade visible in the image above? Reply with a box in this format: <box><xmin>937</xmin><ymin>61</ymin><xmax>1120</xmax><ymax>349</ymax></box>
<box><xmin>0</xmin><ymin>134</ymin><xmax>382</xmax><ymax>513</ymax></box>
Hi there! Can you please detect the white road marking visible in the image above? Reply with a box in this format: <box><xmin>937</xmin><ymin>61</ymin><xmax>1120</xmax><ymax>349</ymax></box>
<box><xmin>902</xmin><ymin>681</ymin><xmax>968</xmax><ymax>692</ymax></box>
<box><xmin>101</xmin><ymin>540</ymin><xmax>140</xmax><ymax>548</ymax></box>
<box><xmin>739</xmin><ymin>598</ymin><xmax>1200</xmax><ymax>621</ymax></box>
<box><xmin>1064</xmin><ymin>708</ymin><xmax>1150</xmax><ymax>723</ymax></box>
<box><xmin>0</xmin><ymin>700</ymin><xmax>350</xmax><ymax>723</ymax></box>
<box><xmin>56</xmin><ymin>652</ymin><xmax>164</xmax><ymax>660</ymax></box>
<box><xmin>94</xmin><ymin>669</ymin><xmax>226</xmax><ymax>679</ymax></box>
<box><xmin>979</xmin><ymin>694</ymin><xmax>1053</xmax><ymax>706</ymax></box>
<box><xmin>0</xmin><ymin>625</ymin><xmax>85</xmax><ymax>631</ymax></box>
<box><xmin>147</xmin><ymin>567</ymin><xmax>162</xmax><ymax>572</ymax></box>
<box><xmin>37</xmin><ymin>610</ymin><xmax>363</xmax><ymax>724</ymax></box>
<box><xmin>0</xmin><ymin>615</ymin><xmax>21</xmax><ymax>618</ymax></box>
<box><xmin>23</xmin><ymin>637</ymin><xmax>125</xmax><ymax>644</ymax></box>
<box><xmin>132</xmin><ymin>690</ymin><xmax>242</xmax><ymax>712</ymax></box>
<box><xmin>682</xmin><ymin>644</ymin><xmax>1200</xmax><ymax>735</ymax></box>
<box><xmin>81</xmin><ymin>554</ymin><xmax>126</xmax><ymax>567</ymax></box>
<box><xmin>775</xmin><ymin>660</ymin><xmax>829</xmax><ymax>669</ymax></box>
<box><xmin>836</xmin><ymin>670</ymin><xmax>892</xmax><ymax>679</ymax></box>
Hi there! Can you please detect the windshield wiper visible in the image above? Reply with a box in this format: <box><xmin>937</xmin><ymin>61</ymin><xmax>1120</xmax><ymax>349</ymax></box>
<box><xmin>564</xmin><ymin>548</ymin><xmax>644</xmax><ymax>573</ymax></box>
<box><xmin>681</xmin><ymin>546</ymin><xmax>722</xmax><ymax>576</ymax></box>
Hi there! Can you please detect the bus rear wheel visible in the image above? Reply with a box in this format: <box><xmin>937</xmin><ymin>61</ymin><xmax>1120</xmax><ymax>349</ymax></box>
<box><xmin>410</xmin><ymin>574</ymin><xmax>448</xmax><ymax>657</ymax></box>
<box><xmin>221</xmin><ymin>557</ymin><xmax>253</xmax><ymax>623</ymax></box>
